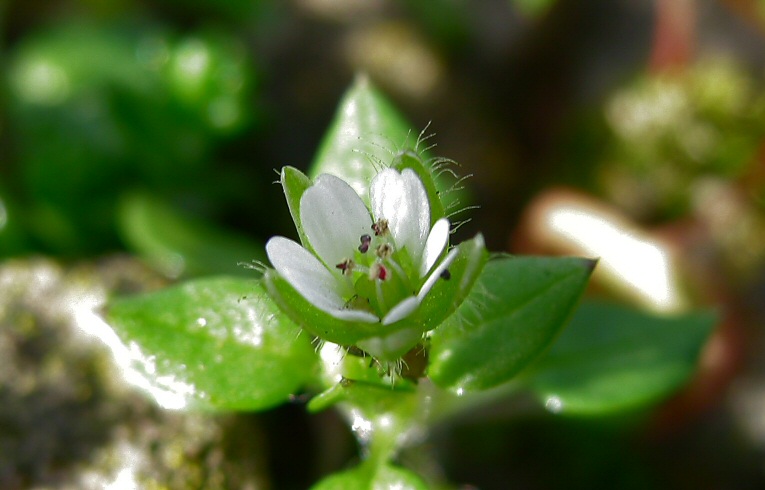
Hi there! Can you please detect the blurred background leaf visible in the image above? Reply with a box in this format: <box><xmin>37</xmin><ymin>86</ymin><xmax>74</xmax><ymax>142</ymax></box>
<box><xmin>3</xmin><ymin>19</ymin><xmax>263</xmax><ymax>258</ymax></box>
<box><xmin>523</xmin><ymin>301</ymin><xmax>717</xmax><ymax>415</ymax></box>
<box><xmin>117</xmin><ymin>192</ymin><xmax>265</xmax><ymax>278</ymax></box>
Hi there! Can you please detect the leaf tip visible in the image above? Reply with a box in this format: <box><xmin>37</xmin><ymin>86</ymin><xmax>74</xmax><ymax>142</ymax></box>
<box><xmin>583</xmin><ymin>257</ymin><xmax>599</xmax><ymax>273</ymax></box>
<box><xmin>353</xmin><ymin>71</ymin><xmax>371</xmax><ymax>89</ymax></box>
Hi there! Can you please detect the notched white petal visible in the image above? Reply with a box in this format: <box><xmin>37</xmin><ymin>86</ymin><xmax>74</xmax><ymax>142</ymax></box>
<box><xmin>381</xmin><ymin>296</ymin><xmax>419</xmax><ymax>325</ymax></box>
<box><xmin>420</xmin><ymin>218</ymin><xmax>450</xmax><ymax>277</ymax></box>
<box><xmin>400</xmin><ymin>168</ymin><xmax>431</xmax><ymax>245</ymax></box>
<box><xmin>267</xmin><ymin>236</ymin><xmax>348</xmax><ymax>311</ymax></box>
<box><xmin>370</xmin><ymin>168</ymin><xmax>430</xmax><ymax>263</ymax></box>
<box><xmin>301</xmin><ymin>174</ymin><xmax>372</xmax><ymax>270</ymax></box>
<box><xmin>370</xmin><ymin>168</ymin><xmax>397</xmax><ymax>226</ymax></box>
<box><xmin>417</xmin><ymin>247</ymin><xmax>459</xmax><ymax>302</ymax></box>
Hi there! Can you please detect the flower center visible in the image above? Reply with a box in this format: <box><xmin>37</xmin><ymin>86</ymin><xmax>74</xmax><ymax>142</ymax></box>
<box><xmin>333</xmin><ymin>219</ymin><xmax>414</xmax><ymax>317</ymax></box>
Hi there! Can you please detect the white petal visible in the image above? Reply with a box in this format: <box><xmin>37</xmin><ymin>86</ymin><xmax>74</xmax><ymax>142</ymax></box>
<box><xmin>370</xmin><ymin>168</ymin><xmax>430</xmax><ymax>264</ymax></box>
<box><xmin>267</xmin><ymin>236</ymin><xmax>348</xmax><ymax>309</ymax></box>
<box><xmin>417</xmin><ymin>247</ymin><xmax>460</xmax><ymax>302</ymax></box>
<box><xmin>381</xmin><ymin>296</ymin><xmax>419</xmax><ymax>325</ymax></box>
<box><xmin>267</xmin><ymin>236</ymin><xmax>378</xmax><ymax>323</ymax></box>
<box><xmin>420</xmin><ymin>218</ymin><xmax>450</xmax><ymax>277</ymax></box>
<box><xmin>300</xmin><ymin>174</ymin><xmax>372</xmax><ymax>270</ymax></box>
<box><xmin>330</xmin><ymin>308</ymin><xmax>380</xmax><ymax>323</ymax></box>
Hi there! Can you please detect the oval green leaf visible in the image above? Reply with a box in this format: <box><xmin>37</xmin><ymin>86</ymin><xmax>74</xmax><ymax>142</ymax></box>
<box><xmin>103</xmin><ymin>277</ymin><xmax>317</xmax><ymax>411</ymax></box>
<box><xmin>524</xmin><ymin>301</ymin><xmax>717</xmax><ymax>415</ymax></box>
<box><xmin>428</xmin><ymin>256</ymin><xmax>595</xmax><ymax>393</ymax></box>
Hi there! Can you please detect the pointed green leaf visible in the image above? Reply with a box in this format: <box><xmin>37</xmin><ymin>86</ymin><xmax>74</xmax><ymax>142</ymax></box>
<box><xmin>118</xmin><ymin>192</ymin><xmax>265</xmax><ymax>278</ymax></box>
<box><xmin>103</xmin><ymin>277</ymin><xmax>317</xmax><ymax>411</ymax></box>
<box><xmin>428</xmin><ymin>256</ymin><xmax>595</xmax><ymax>392</ymax></box>
<box><xmin>524</xmin><ymin>301</ymin><xmax>717</xmax><ymax>415</ymax></box>
<box><xmin>310</xmin><ymin>75</ymin><xmax>415</xmax><ymax>198</ymax></box>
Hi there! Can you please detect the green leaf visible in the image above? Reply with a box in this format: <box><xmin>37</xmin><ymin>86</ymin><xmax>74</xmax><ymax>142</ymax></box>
<box><xmin>104</xmin><ymin>277</ymin><xmax>317</xmax><ymax>411</ymax></box>
<box><xmin>524</xmin><ymin>301</ymin><xmax>717</xmax><ymax>415</ymax></box>
<box><xmin>311</xmin><ymin>463</ymin><xmax>428</xmax><ymax>490</ymax></box>
<box><xmin>118</xmin><ymin>192</ymin><xmax>265</xmax><ymax>278</ymax></box>
<box><xmin>309</xmin><ymin>74</ymin><xmax>415</xmax><ymax>199</ymax></box>
<box><xmin>428</xmin><ymin>256</ymin><xmax>595</xmax><ymax>392</ymax></box>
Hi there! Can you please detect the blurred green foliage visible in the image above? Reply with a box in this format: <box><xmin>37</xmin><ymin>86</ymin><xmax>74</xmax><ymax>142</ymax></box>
<box><xmin>513</xmin><ymin>0</ymin><xmax>557</xmax><ymax>17</ymax></box>
<box><xmin>3</xmin><ymin>19</ymin><xmax>260</xmax><ymax>262</ymax></box>
<box><xmin>601</xmin><ymin>58</ymin><xmax>765</xmax><ymax>218</ymax></box>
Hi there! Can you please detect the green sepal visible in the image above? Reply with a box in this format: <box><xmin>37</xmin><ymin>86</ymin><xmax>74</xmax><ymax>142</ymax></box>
<box><xmin>279</xmin><ymin>165</ymin><xmax>314</xmax><ymax>250</ymax></box>
<box><xmin>104</xmin><ymin>277</ymin><xmax>317</xmax><ymax>411</ymax></box>
<box><xmin>428</xmin><ymin>256</ymin><xmax>595</xmax><ymax>393</ymax></box>
<box><xmin>413</xmin><ymin>234</ymin><xmax>488</xmax><ymax>330</ymax></box>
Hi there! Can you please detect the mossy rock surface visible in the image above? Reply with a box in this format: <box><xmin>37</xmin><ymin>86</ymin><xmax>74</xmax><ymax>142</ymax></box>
<box><xmin>0</xmin><ymin>258</ymin><xmax>267</xmax><ymax>489</ymax></box>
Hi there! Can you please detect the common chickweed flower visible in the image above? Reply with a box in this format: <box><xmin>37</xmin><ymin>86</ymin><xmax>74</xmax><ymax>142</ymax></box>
<box><xmin>264</xmin><ymin>156</ymin><xmax>487</xmax><ymax>360</ymax></box>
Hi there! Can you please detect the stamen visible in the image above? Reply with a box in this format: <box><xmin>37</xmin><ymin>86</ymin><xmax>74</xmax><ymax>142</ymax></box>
<box><xmin>375</xmin><ymin>243</ymin><xmax>393</xmax><ymax>260</ymax></box>
<box><xmin>335</xmin><ymin>258</ymin><xmax>355</xmax><ymax>276</ymax></box>
<box><xmin>369</xmin><ymin>263</ymin><xmax>388</xmax><ymax>281</ymax></box>
<box><xmin>358</xmin><ymin>234</ymin><xmax>372</xmax><ymax>253</ymax></box>
<box><xmin>372</xmin><ymin>219</ymin><xmax>390</xmax><ymax>237</ymax></box>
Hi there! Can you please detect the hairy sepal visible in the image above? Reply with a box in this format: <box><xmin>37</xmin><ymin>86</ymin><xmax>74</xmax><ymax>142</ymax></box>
<box><xmin>280</xmin><ymin>165</ymin><xmax>314</xmax><ymax>251</ymax></box>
